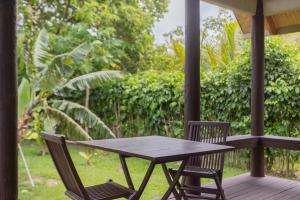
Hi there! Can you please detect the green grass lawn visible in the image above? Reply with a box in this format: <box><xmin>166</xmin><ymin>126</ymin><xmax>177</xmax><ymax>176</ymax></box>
<box><xmin>19</xmin><ymin>142</ymin><xmax>247</xmax><ymax>200</ymax></box>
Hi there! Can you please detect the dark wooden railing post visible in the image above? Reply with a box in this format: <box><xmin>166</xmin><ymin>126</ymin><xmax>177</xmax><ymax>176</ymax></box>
<box><xmin>0</xmin><ymin>0</ymin><xmax>18</xmax><ymax>199</ymax></box>
<box><xmin>251</xmin><ymin>0</ymin><xmax>265</xmax><ymax>177</ymax></box>
<box><xmin>185</xmin><ymin>0</ymin><xmax>200</xmax><ymax>187</ymax></box>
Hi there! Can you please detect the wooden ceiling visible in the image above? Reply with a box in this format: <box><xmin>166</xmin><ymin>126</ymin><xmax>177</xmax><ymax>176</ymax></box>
<box><xmin>202</xmin><ymin>0</ymin><xmax>300</xmax><ymax>36</ymax></box>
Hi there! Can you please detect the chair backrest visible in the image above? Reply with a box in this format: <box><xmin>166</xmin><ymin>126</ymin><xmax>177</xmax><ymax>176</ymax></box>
<box><xmin>187</xmin><ymin>121</ymin><xmax>230</xmax><ymax>171</ymax></box>
<box><xmin>42</xmin><ymin>132</ymin><xmax>89</xmax><ymax>199</ymax></box>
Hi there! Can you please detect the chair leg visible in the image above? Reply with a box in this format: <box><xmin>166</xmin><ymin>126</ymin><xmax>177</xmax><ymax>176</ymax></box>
<box><xmin>168</xmin><ymin>170</ymin><xmax>188</xmax><ymax>200</ymax></box>
<box><xmin>161</xmin><ymin>164</ymin><xmax>181</xmax><ymax>200</ymax></box>
<box><xmin>213</xmin><ymin>174</ymin><xmax>226</xmax><ymax>200</ymax></box>
<box><xmin>199</xmin><ymin>177</ymin><xmax>202</xmax><ymax>198</ymax></box>
<box><xmin>161</xmin><ymin>159</ymin><xmax>187</xmax><ymax>200</ymax></box>
<box><xmin>178</xmin><ymin>175</ymin><xmax>188</xmax><ymax>200</ymax></box>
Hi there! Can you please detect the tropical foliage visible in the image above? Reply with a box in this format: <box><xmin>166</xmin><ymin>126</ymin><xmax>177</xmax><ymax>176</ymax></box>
<box><xmin>85</xmin><ymin>70</ymin><xmax>184</xmax><ymax>138</ymax></box>
<box><xmin>18</xmin><ymin>29</ymin><xmax>122</xmax><ymax>144</ymax></box>
<box><xmin>17</xmin><ymin>0</ymin><xmax>169</xmax><ymax>74</ymax></box>
<box><xmin>159</xmin><ymin>10</ymin><xmax>241</xmax><ymax>72</ymax></box>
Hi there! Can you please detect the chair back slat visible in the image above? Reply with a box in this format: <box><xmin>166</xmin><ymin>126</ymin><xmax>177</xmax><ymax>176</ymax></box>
<box><xmin>42</xmin><ymin>132</ymin><xmax>89</xmax><ymax>199</ymax></box>
<box><xmin>187</xmin><ymin>121</ymin><xmax>230</xmax><ymax>171</ymax></box>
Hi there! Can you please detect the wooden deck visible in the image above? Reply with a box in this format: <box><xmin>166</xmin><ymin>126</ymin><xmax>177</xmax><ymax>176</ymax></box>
<box><xmin>168</xmin><ymin>173</ymin><xmax>300</xmax><ymax>200</ymax></box>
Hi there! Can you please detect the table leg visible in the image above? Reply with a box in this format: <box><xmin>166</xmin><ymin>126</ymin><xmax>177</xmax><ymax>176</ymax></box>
<box><xmin>119</xmin><ymin>155</ymin><xmax>135</xmax><ymax>190</ymax></box>
<box><xmin>129</xmin><ymin>161</ymin><xmax>156</xmax><ymax>200</ymax></box>
<box><xmin>161</xmin><ymin>159</ymin><xmax>188</xmax><ymax>200</ymax></box>
<box><xmin>161</xmin><ymin>164</ymin><xmax>181</xmax><ymax>200</ymax></box>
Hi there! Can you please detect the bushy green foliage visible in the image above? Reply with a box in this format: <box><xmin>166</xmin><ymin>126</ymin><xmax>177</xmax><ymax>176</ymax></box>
<box><xmin>88</xmin><ymin>70</ymin><xmax>184</xmax><ymax>138</ymax></box>
<box><xmin>202</xmin><ymin>38</ymin><xmax>300</xmax><ymax>135</ymax></box>
<box><xmin>18</xmin><ymin>29</ymin><xmax>123</xmax><ymax>148</ymax></box>
<box><xmin>202</xmin><ymin>38</ymin><xmax>300</xmax><ymax>175</ymax></box>
<box><xmin>89</xmin><ymin>38</ymin><xmax>300</xmax><ymax>137</ymax></box>
<box><xmin>18</xmin><ymin>0</ymin><xmax>169</xmax><ymax>75</ymax></box>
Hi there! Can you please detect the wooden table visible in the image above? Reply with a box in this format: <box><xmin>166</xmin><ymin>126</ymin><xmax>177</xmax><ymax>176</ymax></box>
<box><xmin>77</xmin><ymin>136</ymin><xmax>233</xmax><ymax>200</ymax></box>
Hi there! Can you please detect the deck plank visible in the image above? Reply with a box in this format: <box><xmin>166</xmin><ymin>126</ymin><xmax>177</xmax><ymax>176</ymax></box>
<box><xmin>167</xmin><ymin>173</ymin><xmax>300</xmax><ymax>200</ymax></box>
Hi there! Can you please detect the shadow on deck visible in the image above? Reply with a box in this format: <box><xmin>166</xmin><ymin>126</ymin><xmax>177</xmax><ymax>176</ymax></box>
<box><xmin>168</xmin><ymin>173</ymin><xmax>300</xmax><ymax>200</ymax></box>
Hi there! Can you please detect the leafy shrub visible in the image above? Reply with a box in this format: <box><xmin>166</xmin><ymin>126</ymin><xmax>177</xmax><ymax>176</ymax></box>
<box><xmin>201</xmin><ymin>38</ymin><xmax>300</xmax><ymax>175</ymax></box>
<box><xmin>89</xmin><ymin>70</ymin><xmax>184</xmax><ymax>138</ymax></box>
<box><xmin>89</xmin><ymin>38</ymin><xmax>300</xmax><ymax>140</ymax></box>
<box><xmin>201</xmin><ymin>38</ymin><xmax>300</xmax><ymax>135</ymax></box>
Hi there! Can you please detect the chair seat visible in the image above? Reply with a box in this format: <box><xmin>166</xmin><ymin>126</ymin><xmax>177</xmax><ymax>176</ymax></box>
<box><xmin>170</xmin><ymin>166</ymin><xmax>220</xmax><ymax>178</ymax></box>
<box><xmin>85</xmin><ymin>181</ymin><xmax>132</xmax><ymax>200</ymax></box>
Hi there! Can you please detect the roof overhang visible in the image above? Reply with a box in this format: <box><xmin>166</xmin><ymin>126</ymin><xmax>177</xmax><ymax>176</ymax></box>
<box><xmin>202</xmin><ymin>0</ymin><xmax>300</xmax><ymax>36</ymax></box>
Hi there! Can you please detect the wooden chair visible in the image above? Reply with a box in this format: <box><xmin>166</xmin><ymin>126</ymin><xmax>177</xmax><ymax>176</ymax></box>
<box><xmin>42</xmin><ymin>132</ymin><xmax>134</xmax><ymax>200</ymax></box>
<box><xmin>169</xmin><ymin>121</ymin><xmax>230</xmax><ymax>200</ymax></box>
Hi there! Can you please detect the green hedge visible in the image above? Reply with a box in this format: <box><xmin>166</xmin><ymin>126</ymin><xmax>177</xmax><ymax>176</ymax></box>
<box><xmin>202</xmin><ymin>38</ymin><xmax>300</xmax><ymax>137</ymax></box>
<box><xmin>89</xmin><ymin>70</ymin><xmax>184</xmax><ymax>138</ymax></box>
<box><xmin>200</xmin><ymin>38</ymin><xmax>300</xmax><ymax>175</ymax></box>
<box><xmin>90</xmin><ymin>38</ymin><xmax>300</xmax><ymax>140</ymax></box>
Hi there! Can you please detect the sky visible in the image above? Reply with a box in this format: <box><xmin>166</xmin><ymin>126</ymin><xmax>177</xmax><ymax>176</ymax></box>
<box><xmin>153</xmin><ymin>0</ymin><xmax>223</xmax><ymax>44</ymax></box>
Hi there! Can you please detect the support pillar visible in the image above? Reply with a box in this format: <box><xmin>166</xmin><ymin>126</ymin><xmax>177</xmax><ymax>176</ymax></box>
<box><xmin>251</xmin><ymin>0</ymin><xmax>265</xmax><ymax>177</ymax></box>
<box><xmin>0</xmin><ymin>0</ymin><xmax>18</xmax><ymax>198</ymax></box>
<box><xmin>185</xmin><ymin>0</ymin><xmax>200</xmax><ymax>187</ymax></box>
<box><xmin>184</xmin><ymin>0</ymin><xmax>200</xmax><ymax>137</ymax></box>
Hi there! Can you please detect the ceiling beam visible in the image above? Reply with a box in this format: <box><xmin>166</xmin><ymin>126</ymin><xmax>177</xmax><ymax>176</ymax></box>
<box><xmin>265</xmin><ymin>0</ymin><xmax>300</xmax><ymax>16</ymax></box>
<box><xmin>266</xmin><ymin>16</ymin><xmax>277</xmax><ymax>35</ymax></box>
<box><xmin>277</xmin><ymin>24</ymin><xmax>300</xmax><ymax>35</ymax></box>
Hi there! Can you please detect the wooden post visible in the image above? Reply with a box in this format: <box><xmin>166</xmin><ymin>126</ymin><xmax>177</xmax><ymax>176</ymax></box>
<box><xmin>185</xmin><ymin>0</ymin><xmax>200</xmax><ymax>137</ymax></box>
<box><xmin>185</xmin><ymin>0</ymin><xmax>200</xmax><ymax>187</ymax></box>
<box><xmin>251</xmin><ymin>0</ymin><xmax>265</xmax><ymax>177</ymax></box>
<box><xmin>0</xmin><ymin>0</ymin><xmax>18</xmax><ymax>199</ymax></box>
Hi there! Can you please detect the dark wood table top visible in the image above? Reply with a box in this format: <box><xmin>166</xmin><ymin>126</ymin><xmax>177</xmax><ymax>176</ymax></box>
<box><xmin>76</xmin><ymin>136</ymin><xmax>233</xmax><ymax>163</ymax></box>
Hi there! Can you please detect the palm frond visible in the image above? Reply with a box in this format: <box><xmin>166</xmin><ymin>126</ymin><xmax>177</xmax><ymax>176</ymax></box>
<box><xmin>38</xmin><ymin>55</ymin><xmax>72</xmax><ymax>91</ymax></box>
<box><xmin>33</xmin><ymin>29</ymin><xmax>53</xmax><ymax>69</ymax></box>
<box><xmin>224</xmin><ymin>21</ymin><xmax>238</xmax><ymax>61</ymax></box>
<box><xmin>45</xmin><ymin>107</ymin><xmax>92</xmax><ymax>140</ymax></box>
<box><xmin>51</xmin><ymin>100</ymin><xmax>116</xmax><ymax>138</ymax></box>
<box><xmin>68</xmin><ymin>43</ymin><xmax>91</xmax><ymax>63</ymax></box>
<box><xmin>18</xmin><ymin>78</ymin><xmax>32</xmax><ymax>119</ymax></box>
<box><xmin>38</xmin><ymin>43</ymin><xmax>92</xmax><ymax>92</ymax></box>
<box><xmin>59</xmin><ymin>70</ymin><xmax>123</xmax><ymax>91</ymax></box>
<box><xmin>172</xmin><ymin>40</ymin><xmax>185</xmax><ymax>65</ymax></box>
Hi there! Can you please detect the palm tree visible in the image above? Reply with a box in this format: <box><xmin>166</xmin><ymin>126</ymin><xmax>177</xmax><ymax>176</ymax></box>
<box><xmin>201</xmin><ymin>20</ymin><xmax>239</xmax><ymax>70</ymax></box>
<box><xmin>18</xmin><ymin>29</ymin><xmax>122</xmax><ymax>143</ymax></box>
<box><xmin>168</xmin><ymin>20</ymin><xmax>239</xmax><ymax>72</ymax></box>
